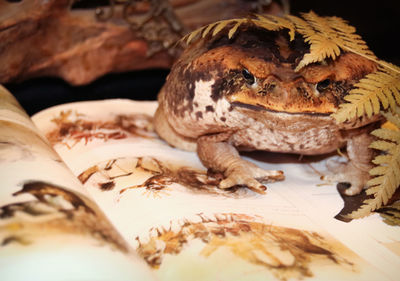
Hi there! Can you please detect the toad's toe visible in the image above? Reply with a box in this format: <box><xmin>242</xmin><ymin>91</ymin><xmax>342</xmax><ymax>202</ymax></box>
<box><xmin>220</xmin><ymin>161</ymin><xmax>284</xmax><ymax>194</ymax></box>
<box><xmin>322</xmin><ymin>161</ymin><xmax>369</xmax><ymax>196</ymax></box>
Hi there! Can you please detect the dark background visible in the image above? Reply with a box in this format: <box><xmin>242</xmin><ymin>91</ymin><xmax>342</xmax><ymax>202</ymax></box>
<box><xmin>6</xmin><ymin>0</ymin><xmax>400</xmax><ymax>115</ymax></box>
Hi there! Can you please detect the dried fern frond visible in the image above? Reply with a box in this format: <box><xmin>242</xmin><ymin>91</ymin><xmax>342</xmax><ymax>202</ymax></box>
<box><xmin>348</xmin><ymin>108</ymin><xmax>400</xmax><ymax>219</ymax></box>
<box><xmin>332</xmin><ymin>64</ymin><xmax>400</xmax><ymax>123</ymax></box>
<box><xmin>253</xmin><ymin>14</ymin><xmax>296</xmax><ymax>41</ymax></box>
<box><xmin>288</xmin><ymin>13</ymin><xmax>341</xmax><ymax>71</ymax></box>
<box><xmin>181</xmin><ymin>14</ymin><xmax>296</xmax><ymax>45</ymax></box>
<box><xmin>376</xmin><ymin>201</ymin><xmax>400</xmax><ymax>226</ymax></box>
<box><xmin>181</xmin><ymin>18</ymin><xmax>249</xmax><ymax>45</ymax></box>
<box><xmin>292</xmin><ymin>11</ymin><xmax>376</xmax><ymax>71</ymax></box>
<box><xmin>181</xmin><ymin>11</ymin><xmax>376</xmax><ymax>73</ymax></box>
<box><xmin>324</xmin><ymin>16</ymin><xmax>376</xmax><ymax>60</ymax></box>
<box><xmin>181</xmin><ymin>11</ymin><xmax>377</xmax><ymax>74</ymax></box>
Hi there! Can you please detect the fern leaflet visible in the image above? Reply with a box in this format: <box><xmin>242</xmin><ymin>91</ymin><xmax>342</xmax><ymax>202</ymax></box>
<box><xmin>292</xmin><ymin>11</ymin><xmax>376</xmax><ymax>71</ymax></box>
<box><xmin>253</xmin><ymin>14</ymin><xmax>296</xmax><ymax>40</ymax></box>
<box><xmin>181</xmin><ymin>14</ymin><xmax>296</xmax><ymax>45</ymax></box>
<box><xmin>182</xmin><ymin>18</ymin><xmax>251</xmax><ymax>44</ymax></box>
<box><xmin>377</xmin><ymin>201</ymin><xmax>400</xmax><ymax>226</ymax></box>
<box><xmin>332</xmin><ymin>65</ymin><xmax>400</xmax><ymax>123</ymax></box>
<box><xmin>348</xmin><ymin>108</ymin><xmax>400</xmax><ymax>219</ymax></box>
<box><xmin>325</xmin><ymin>16</ymin><xmax>376</xmax><ymax>60</ymax></box>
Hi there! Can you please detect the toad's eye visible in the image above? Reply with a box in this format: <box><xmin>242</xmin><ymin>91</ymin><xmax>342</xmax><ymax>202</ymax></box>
<box><xmin>316</xmin><ymin>79</ymin><xmax>331</xmax><ymax>92</ymax></box>
<box><xmin>242</xmin><ymin>68</ymin><xmax>255</xmax><ymax>85</ymax></box>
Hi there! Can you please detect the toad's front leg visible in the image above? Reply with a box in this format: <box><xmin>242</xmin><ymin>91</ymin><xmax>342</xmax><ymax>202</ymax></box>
<box><xmin>323</xmin><ymin>130</ymin><xmax>376</xmax><ymax>196</ymax></box>
<box><xmin>197</xmin><ymin>134</ymin><xmax>284</xmax><ymax>194</ymax></box>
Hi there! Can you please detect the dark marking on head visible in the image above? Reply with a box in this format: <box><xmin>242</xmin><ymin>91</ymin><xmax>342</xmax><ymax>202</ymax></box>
<box><xmin>211</xmin><ymin>70</ymin><xmax>242</xmax><ymax>102</ymax></box>
<box><xmin>211</xmin><ymin>77</ymin><xmax>226</xmax><ymax>101</ymax></box>
<box><xmin>196</xmin><ymin>111</ymin><xmax>203</xmax><ymax>119</ymax></box>
<box><xmin>220</xmin><ymin>116</ymin><xmax>227</xmax><ymax>122</ymax></box>
<box><xmin>187</xmin><ymin>81</ymin><xmax>195</xmax><ymax>100</ymax></box>
<box><xmin>207</xmin><ymin>27</ymin><xmax>309</xmax><ymax>66</ymax></box>
<box><xmin>205</xmin><ymin>105</ymin><xmax>215</xmax><ymax>112</ymax></box>
<box><xmin>162</xmin><ymin>58</ymin><xmax>214</xmax><ymax>117</ymax></box>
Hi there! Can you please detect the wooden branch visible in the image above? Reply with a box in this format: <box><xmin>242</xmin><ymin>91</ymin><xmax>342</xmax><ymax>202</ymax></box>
<box><xmin>0</xmin><ymin>0</ymin><xmax>284</xmax><ymax>85</ymax></box>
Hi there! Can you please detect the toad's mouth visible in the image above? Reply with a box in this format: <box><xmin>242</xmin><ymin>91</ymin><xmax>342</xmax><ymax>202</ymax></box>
<box><xmin>227</xmin><ymin>88</ymin><xmax>339</xmax><ymax>115</ymax></box>
<box><xmin>230</xmin><ymin>101</ymin><xmax>332</xmax><ymax>116</ymax></box>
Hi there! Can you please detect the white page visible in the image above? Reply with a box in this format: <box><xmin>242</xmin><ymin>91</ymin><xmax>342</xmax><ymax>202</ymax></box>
<box><xmin>0</xmin><ymin>87</ymin><xmax>155</xmax><ymax>281</ymax></box>
<box><xmin>32</xmin><ymin>99</ymin><xmax>400</xmax><ymax>281</ymax></box>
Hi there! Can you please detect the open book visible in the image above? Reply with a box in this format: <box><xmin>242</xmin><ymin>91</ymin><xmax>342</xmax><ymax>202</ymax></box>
<box><xmin>1</xmin><ymin>85</ymin><xmax>400</xmax><ymax>281</ymax></box>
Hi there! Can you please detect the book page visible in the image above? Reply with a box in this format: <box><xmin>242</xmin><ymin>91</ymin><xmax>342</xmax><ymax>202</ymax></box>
<box><xmin>0</xmin><ymin>86</ymin><xmax>155</xmax><ymax>281</ymax></box>
<box><xmin>32</xmin><ymin>98</ymin><xmax>400</xmax><ymax>281</ymax></box>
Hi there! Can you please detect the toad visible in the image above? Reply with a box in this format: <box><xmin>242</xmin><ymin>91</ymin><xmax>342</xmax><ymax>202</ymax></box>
<box><xmin>154</xmin><ymin>25</ymin><xmax>378</xmax><ymax>195</ymax></box>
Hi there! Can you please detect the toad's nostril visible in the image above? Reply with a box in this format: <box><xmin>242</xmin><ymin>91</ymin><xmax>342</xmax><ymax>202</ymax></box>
<box><xmin>266</xmin><ymin>83</ymin><xmax>276</xmax><ymax>92</ymax></box>
<box><xmin>297</xmin><ymin>86</ymin><xmax>304</xmax><ymax>94</ymax></box>
<box><xmin>262</xmin><ymin>76</ymin><xmax>279</xmax><ymax>93</ymax></box>
<box><xmin>292</xmin><ymin>80</ymin><xmax>317</xmax><ymax>98</ymax></box>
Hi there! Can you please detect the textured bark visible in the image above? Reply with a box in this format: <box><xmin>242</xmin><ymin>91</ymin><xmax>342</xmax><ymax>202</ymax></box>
<box><xmin>0</xmin><ymin>0</ymin><xmax>284</xmax><ymax>85</ymax></box>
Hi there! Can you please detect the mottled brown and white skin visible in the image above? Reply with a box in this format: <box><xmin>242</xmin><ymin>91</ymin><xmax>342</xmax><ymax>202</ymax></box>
<box><xmin>154</xmin><ymin>26</ymin><xmax>379</xmax><ymax>195</ymax></box>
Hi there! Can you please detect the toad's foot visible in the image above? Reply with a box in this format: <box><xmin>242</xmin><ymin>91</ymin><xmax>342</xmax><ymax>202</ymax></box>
<box><xmin>219</xmin><ymin>160</ymin><xmax>284</xmax><ymax>194</ymax></box>
<box><xmin>322</xmin><ymin>131</ymin><xmax>375</xmax><ymax>196</ymax></box>
<box><xmin>322</xmin><ymin>159</ymin><xmax>370</xmax><ymax>196</ymax></box>
<box><xmin>197</xmin><ymin>135</ymin><xmax>284</xmax><ymax>194</ymax></box>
